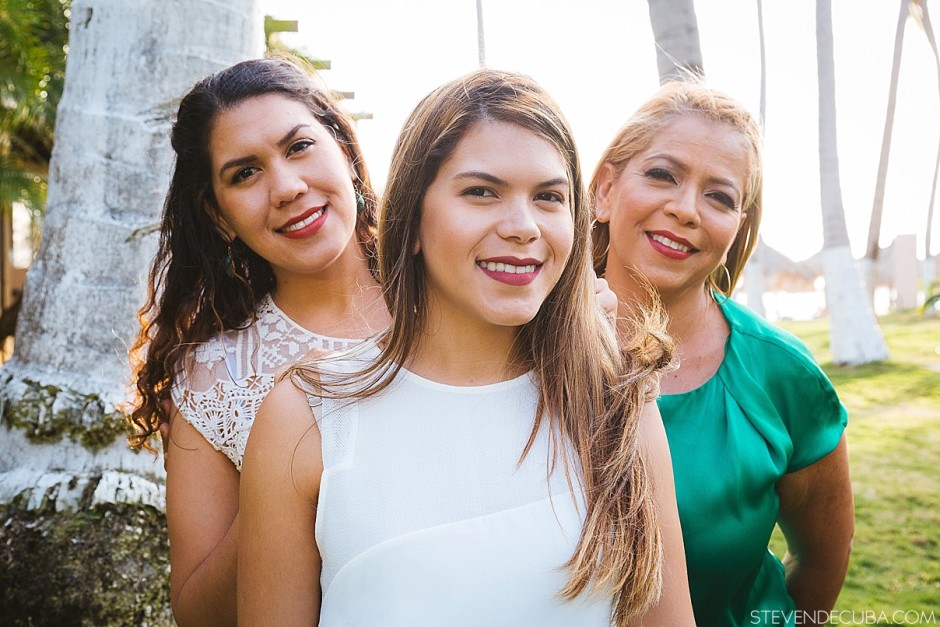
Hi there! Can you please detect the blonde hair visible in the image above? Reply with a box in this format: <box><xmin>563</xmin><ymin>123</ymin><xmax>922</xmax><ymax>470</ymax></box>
<box><xmin>591</xmin><ymin>80</ymin><xmax>763</xmax><ymax>296</ymax></box>
<box><xmin>291</xmin><ymin>68</ymin><xmax>673</xmax><ymax>622</ymax></box>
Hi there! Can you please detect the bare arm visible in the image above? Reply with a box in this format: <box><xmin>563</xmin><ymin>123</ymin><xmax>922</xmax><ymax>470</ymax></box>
<box><xmin>164</xmin><ymin>406</ymin><xmax>240</xmax><ymax>627</ymax></box>
<box><xmin>777</xmin><ymin>434</ymin><xmax>854</xmax><ymax>622</ymax></box>
<box><xmin>627</xmin><ymin>401</ymin><xmax>695</xmax><ymax>626</ymax></box>
<box><xmin>238</xmin><ymin>379</ymin><xmax>323</xmax><ymax>626</ymax></box>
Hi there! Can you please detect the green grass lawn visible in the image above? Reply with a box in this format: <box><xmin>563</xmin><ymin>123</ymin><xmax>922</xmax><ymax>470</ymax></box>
<box><xmin>771</xmin><ymin>312</ymin><xmax>940</xmax><ymax>622</ymax></box>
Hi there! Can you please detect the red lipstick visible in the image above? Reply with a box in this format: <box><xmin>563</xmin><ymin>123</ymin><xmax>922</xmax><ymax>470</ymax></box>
<box><xmin>278</xmin><ymin>206</ymin><xmax>327</xmax><ymax>240</ymax></box>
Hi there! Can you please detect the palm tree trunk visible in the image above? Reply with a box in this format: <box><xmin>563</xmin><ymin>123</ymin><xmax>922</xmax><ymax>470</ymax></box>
<box><xmin>919</xmin><ymin>0</ymin><xmax>940</xmax><ymax>285</ymax></box>
<box><xmin>864</xmin><ymin>0</ymin><xmax>909</xmax><ymax>302</ymax></box>
<box><xmin>745</xmin><ymin>0</ymin><xmax>768</xmax><ymax>318</ymax></box>
<box><xmin>816</xmin><ymin>0</ymin><xmax>889</xmax><ymax>365</ymax></box>
<box><xmin>646</xmin><ymin>0</ymin><xmax>704</xmax><ymax>82</ymax></box>
<box><xmin>0</xmin><ymin>1</ymin><xmax>260</xmax><ymax>623</ymax></box>
<box><xmin>476</xmin><ymin>0</ymin><xmax>486</xmax><ymax>67</ymax></box>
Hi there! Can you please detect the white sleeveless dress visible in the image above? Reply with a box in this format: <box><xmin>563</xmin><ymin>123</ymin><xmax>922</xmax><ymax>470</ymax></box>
<box><xmin>170</xmin><ymin>293</ymin><xmax>359</xmax><ymax>470</ymax></box>
<box><xmin>312</xmin><ymin>353</ymin><xmax>614</xmax><ymax>626</ymax></box>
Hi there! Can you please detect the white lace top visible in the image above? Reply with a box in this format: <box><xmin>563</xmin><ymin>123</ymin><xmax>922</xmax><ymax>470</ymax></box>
<box><xmin>312</xmin><ymin>352</ymin><xmax>613</xmax><ymax>626</ymax></box>
<box><xmin>170</xmin><ymin>294</ymin><xmax>359</xmax><ymax>470</ymax></box>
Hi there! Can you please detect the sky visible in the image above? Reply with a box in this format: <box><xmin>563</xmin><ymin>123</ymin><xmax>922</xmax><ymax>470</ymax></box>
<box><xmin>260</xmin><ymin>0</ymin><xmax>939</xmax><ymax>263</ymax></box>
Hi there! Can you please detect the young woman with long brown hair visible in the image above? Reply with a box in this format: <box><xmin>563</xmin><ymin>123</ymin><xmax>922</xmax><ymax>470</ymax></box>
<box><xmin>238</xmin><ymin>68</ymin><xmax>693</xmax><ymax>626</ymax></box>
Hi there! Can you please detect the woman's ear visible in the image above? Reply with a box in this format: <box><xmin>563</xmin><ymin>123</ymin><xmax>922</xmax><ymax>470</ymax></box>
<box><xmin>346</xmin><ymin>152</ymin><xmax>357</xmax><ymax>180</ymax></box>
<box><xmin>593</xmin><ymin>162</ymin><xmax>617</xmax><ymax>223</ymax></box>
<box><xmin>329</xmin><ymin>124</ymin><xmax>357</xmax><ymax>180</ymax></box>
<box><xmin>205</xmin><ymin>201</ymin><xmax>237</xmax><ymax>242</ymax></box>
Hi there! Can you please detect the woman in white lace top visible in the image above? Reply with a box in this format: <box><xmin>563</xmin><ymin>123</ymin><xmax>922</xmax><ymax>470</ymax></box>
<box><xmin>126</xmin><ymin>57</ymin><xmax>389</xmax><ymax>627</ymax></box>
<box><xmin>239</xmin><ymin>69</ymin><xmax>694</xmax><ymax>626</ymax></box>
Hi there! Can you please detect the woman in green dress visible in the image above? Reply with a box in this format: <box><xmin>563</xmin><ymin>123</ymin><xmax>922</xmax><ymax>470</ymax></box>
<box><xmin>590</xmin><ymin>80</ymin><xmax>854</xmax><ymax>626</ymax></box>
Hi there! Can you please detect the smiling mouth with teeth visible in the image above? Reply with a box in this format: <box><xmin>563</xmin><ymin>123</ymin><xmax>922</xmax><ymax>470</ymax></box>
<box><xmin>649</xmin><ymin>233</ymin><xmax>693</xmax><ymax>253</ymax></box>
<box><xmin>477</xmin><ymin>261</ymin><xmax>538</xmax><ymax>274</ymax></box>
<box><xmin>281</xmin><ymin>207</ymin><xmax>325</xmax><ymax>233</ymax></box>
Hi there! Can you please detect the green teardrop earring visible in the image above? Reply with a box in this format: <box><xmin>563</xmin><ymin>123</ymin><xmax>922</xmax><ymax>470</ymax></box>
<box><xmin>222</xmin><ymin>242</ymin><xmax>236</xmax><ymax>278</ymax></box>
<box><xmin>356</xmin><ymin>191</ymin><xmax>366</xmax><ymax>214</ymax></box>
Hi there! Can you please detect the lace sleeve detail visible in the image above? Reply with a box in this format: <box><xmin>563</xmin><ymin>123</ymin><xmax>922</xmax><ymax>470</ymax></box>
<box><xmin>169</xmin><ymin>295</ymin><xmax>365</xmax><ymax>471</ymax></box>
<box><xmin>170</xmin><ymin>326</ymin><xmax>274</xmax><ymax>471</ymax></box>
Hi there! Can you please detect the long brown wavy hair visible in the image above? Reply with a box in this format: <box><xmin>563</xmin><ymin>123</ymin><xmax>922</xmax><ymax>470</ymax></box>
<box><xmin>290</xmin><ymin>68</ymin><xmax>673</xmax><ymax>623</ymax></box>
<box><xmin>591</xmin><ymin>79</ymin><xmax>764</xmax><ymax>297</ymax></box>
<box><xmin>126</xmin><ymin>56</ymin><xmax>378</xmax><ymax>450</ymax></box>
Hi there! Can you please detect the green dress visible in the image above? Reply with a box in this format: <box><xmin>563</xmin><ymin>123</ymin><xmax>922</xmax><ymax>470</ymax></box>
<box><xmin>658</xmin><ymin>297</ymin><xmax>847</xmax><ymax>627</ymax></box>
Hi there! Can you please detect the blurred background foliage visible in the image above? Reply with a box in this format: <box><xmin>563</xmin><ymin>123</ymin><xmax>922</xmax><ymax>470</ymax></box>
<box><xmin>0</xmin><ymin>0</ymin><xmax>69</xmax><ymax>230</ymax></box>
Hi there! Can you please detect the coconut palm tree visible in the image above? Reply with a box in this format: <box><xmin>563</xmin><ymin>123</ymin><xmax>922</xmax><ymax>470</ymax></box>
<box><xmin>744</xmin><ymin>0</ymin><xmax>768</xmax><ymax>318</ymax></box>
<box><xmin>816</xmin><ymin>0</ymin><xmax>889</xmax><ymax>365</ymax></box>
<box><xmin>864</xmin><ymin>0</ymin><xmax>911</xmax><ymax>304</ymax></box>
<box><xmin>917</xmin><ymin>0</ymin><xmax>939</xmax><ymax>283</ymax></box>
<box><xmin>646</xmin><ymin>0</ymin><xmax>704</xmax><ymax>82</ymax></box>
<box><xmin>476</xmin><ymin>0</ymin><xmax>486</xmax><ymax>66</ymax></box>
<box><xmin>0</xmin><ymin>1</ymin><xmax>260</xmax><ymax>623</ymax></box>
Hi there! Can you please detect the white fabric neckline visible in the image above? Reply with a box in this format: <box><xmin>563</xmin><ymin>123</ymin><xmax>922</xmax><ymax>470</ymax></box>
<box><xmin>394</xmin><ymin>365</ymin><xmax>534</xmax><ymax>394</ymax></box>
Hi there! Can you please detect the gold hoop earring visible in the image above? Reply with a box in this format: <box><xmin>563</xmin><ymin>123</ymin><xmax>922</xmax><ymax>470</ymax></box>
<box><xmin>708</xmin><ymin>263</ymin><xmax>732</xmax><ymax>303</ymax></box>
<box><xmin>718</xmin><ymin>262</ymin><xmax>731</xmax><ymax>290</ymax></box>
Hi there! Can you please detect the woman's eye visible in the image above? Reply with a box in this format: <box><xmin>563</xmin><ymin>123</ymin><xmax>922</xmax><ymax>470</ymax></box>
<box><xmin>287</xmin><ymin>139</ymin><xmax>315</xmax><ymax>156</ymax></box>
<box><xmin>645</xmin><ymin>168</ymin><xmax>676</xmax><ymax>183</ymax></box>
<box><xmin>708</xmin><ymin>191</ymin><xmax>737</xmax><ymax>210</ymax></box>
<box><xmin>463</xmin><ymin>187</ymin><xmax>495</xmax><ymax>198</ymax></box>
<box><xmin>231</xmin><ymin>167</ymin><xmax>258</xmax><ymax>184</ymax></box>
<box><xmin>535</xmin><ymin>190</ymin><xmax>565</xmax><ymax>203</ymax></box>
